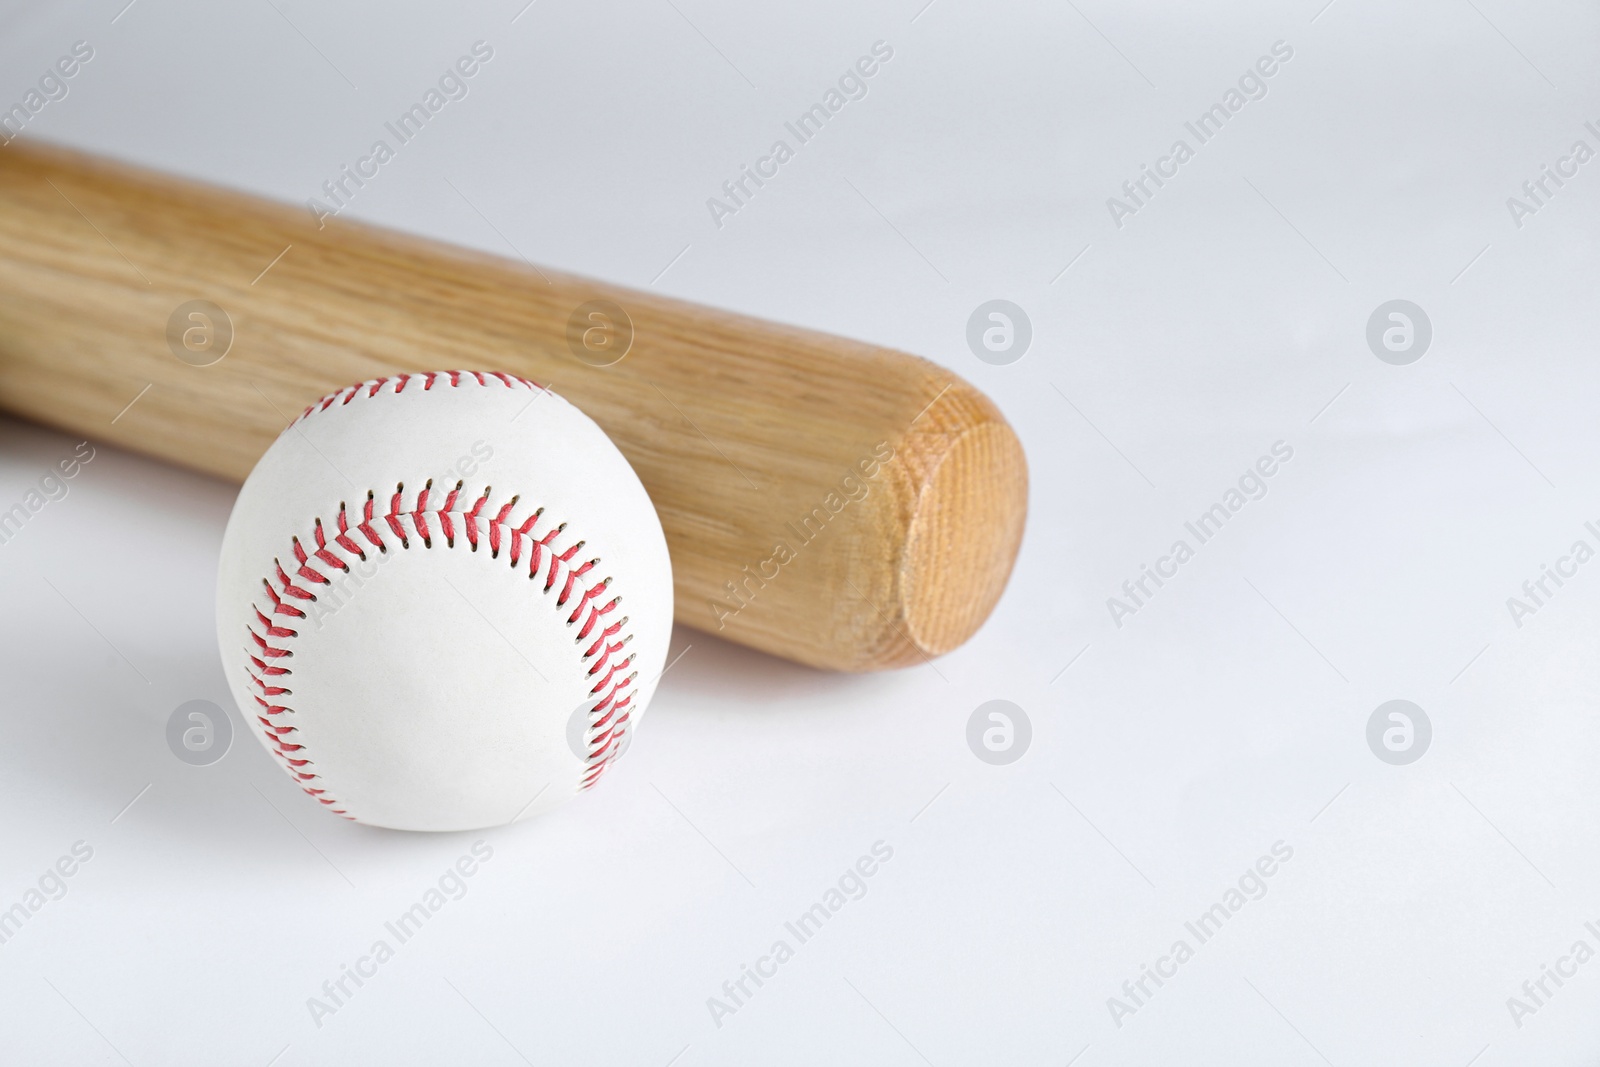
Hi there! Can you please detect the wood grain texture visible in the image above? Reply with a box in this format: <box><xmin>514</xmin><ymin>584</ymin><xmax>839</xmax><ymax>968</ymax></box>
<box><xmin>0</xmin><ymin>140</ymin><xmax>1027</xmax><ymax>671</ymax></box>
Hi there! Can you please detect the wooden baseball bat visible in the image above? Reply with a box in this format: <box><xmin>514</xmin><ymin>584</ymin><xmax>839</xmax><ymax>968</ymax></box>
<box><xmin>0</xmin><ymin>140</ymin><xmax>1026</xmax><ymax>672</ymax></box>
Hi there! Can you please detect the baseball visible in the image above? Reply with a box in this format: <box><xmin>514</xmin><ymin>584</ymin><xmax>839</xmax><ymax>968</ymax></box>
<box><xmin>215</xmin><ymin>371</ymin><xmax>673</xmax><ymax>831</ymax></box>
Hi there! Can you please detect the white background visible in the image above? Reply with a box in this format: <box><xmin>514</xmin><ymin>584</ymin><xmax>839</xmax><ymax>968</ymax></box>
<box><xmin>1</xmin><ymin>0</ymin><xmax>1598</xmax><ymax>1063</ymax></box>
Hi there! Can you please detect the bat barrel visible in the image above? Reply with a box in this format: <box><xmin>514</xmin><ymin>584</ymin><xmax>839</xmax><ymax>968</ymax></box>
<box><xmin>0</xmin><ymin>140</ymin><xmax>1026</xmax><ymax>671</ymax></box>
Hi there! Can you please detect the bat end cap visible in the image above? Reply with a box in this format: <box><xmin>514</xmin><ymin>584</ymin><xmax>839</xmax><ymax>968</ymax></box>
<box><xmin>895</xmin><ymin>405</ymin><xmax>1028</xmax><ymax>664</ymax></box>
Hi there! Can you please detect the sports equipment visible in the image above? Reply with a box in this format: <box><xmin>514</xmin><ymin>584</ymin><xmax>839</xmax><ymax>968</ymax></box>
<box><xmin>0</xmin><ymin>141</ymin><xmax>1027</xmax><ymax>672</ymax></box>
<box><xmin>215</xmin><ymin>372</ymin><xmax>672</xmax><ymax>831</ymax></box>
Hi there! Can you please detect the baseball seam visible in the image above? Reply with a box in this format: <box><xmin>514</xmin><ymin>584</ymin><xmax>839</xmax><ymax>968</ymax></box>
<box><xmin>246</xmin><ymin>372</ymin><xmax>640</xmax><ymax>821</ymax></box>
<box><xmin>297</xmin><ymin>369</ymin><xmax>533</xmax><ymax>422</ymax></box>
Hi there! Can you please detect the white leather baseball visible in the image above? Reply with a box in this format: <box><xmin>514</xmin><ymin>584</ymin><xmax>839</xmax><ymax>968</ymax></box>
<box><xmin>215</xmin><ymin>372</ymin><xmax>673</xmax><ymax>831</ymax></box>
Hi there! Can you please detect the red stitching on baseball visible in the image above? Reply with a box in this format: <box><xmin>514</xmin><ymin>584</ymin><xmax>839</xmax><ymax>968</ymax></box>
<box><xmin>298</xmin><ymin>370</ymin><xmax>542</xmax><ymax>422</ymax></box>
<box><xmin>255</xmin><ymin>373</ymin><xmax>634</xmax><ymax>822</ymax></box>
